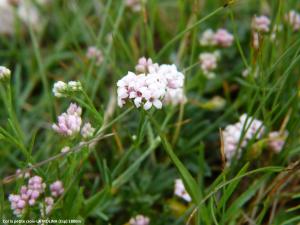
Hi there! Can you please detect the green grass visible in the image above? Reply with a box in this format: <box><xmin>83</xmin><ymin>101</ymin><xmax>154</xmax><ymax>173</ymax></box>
<box><xmin>0</xmin><ymin>0</ymin><xmax>300</xmax><ymax>224</ymax></box>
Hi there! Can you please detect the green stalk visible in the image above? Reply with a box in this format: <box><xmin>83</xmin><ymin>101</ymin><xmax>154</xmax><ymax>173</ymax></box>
<box><xmin>6</xmin><ymin>82</ymin><xmax>25</xmax><ymax>143</ymax></box>
<box><xmin>1</xmin><ymin>82</ymin><xmax>29</xmax><ymax>159</ymax></box>
<box><xmin>156</xmin><ymin>6</ymin><xmax>224</xmax><ymax>59</ymax></box>
<box><xmin>81</xmin><ymin>90</ymin><xmax>103</xmax><ymax>123</ymax></box>
<box><xmin>229</xmin><ymin>10</ymin><xmax>249</xmax><ymax>68</ymax></box>
<box><xmin>146</xmin><ymin>111</ymin><xmax>201</xmax><ymax>204</ymax></box>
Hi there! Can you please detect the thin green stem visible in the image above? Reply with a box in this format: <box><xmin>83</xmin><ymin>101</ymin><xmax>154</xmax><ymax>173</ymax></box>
<box><xmin>146</xmin><ymin>111</ymin><xmax>202</xmax><ymax>204</ymax></box>
<box><xmin>229</xmin><ymin>10</ymin><xmax>249</xmax><ymax>68</ymax></box>
<box><xmin>156</xmin><ymin>6</ymin><xmax>224</xmax><ymax>59</ymax></box>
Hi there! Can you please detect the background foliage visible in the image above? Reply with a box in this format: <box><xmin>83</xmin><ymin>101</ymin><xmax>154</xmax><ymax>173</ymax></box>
<box><xmin>0</xmin><ymin>0</ymin><xmax>300</xmax><ymax>224</ymax></box>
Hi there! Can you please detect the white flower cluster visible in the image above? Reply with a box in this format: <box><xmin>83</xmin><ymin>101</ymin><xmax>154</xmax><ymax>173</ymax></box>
<box><xmin>200</xmin><ymin>28</ymin><xmax>234</xmax><ymax>47</ymax></box>
<box><xmin>0</xmin><ymin>66</ymin><xmax>11</xmax><ymax>81</ymax></box>
<box><xmin>222</xmin><ymin>114</ymin><xmax>265</xmax><ymax>165</ymax></box>
<box><xmin>129</xmin><ymin>215</ymin><xmax>150</xmax><ymax>225</ymax></box>
<box><xmin>117</xmin><ymin>58</ymin><xmax>186</xmax><ymax>110</ymax></box>
<box><xmin>52</xmin><ymin>103</ymin><xmax>95</xmax><ymax>139</ymax></box>
<box><xmin>285</xmin><ymin>10</ymin><xmax>300</xmax><ymax>31</ymax></box>
<box><xmin>174</xmin><ymin>179</ymin><xmax>191</xmax><ymax>202</ymax></box>
<box><xmin>52</xmin><ymin>81</ymin><xmax>82</xmax><ymax>98</ymax></box>
<box><xmin>199</xmin><ymin>51</ymin><xmax>220</xmax><ymax>79</ymax></box>
<box><xmin>81</xmin><ymin>122</ymin><xmax>95</xmax><ymax>139</ymax></box>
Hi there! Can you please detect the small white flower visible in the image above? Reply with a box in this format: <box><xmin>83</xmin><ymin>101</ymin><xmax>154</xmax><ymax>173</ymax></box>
<box><xmin>242</xmin><ymin>68</ymin><xmax>251</xmax><ymax>77</ymax></box>
<box><xmin>200</xmin><ymin>29</ymin><xmax>216</xmax><ymax>46</ymax></box>
<box><xmin>81</xmin><ymin>122</ymin><xmax>95</xmax><ymax>139</ymax></box>
<box><xmin>16</xmin><ymin>169</ymin><xmax>30</xmax><ymax>179</ymax></box>
<box><xmin>61</xmin><ymin>146</ymin><xmax>70</xmax><ymax>153</ymax></box>
<box><xmin>199</xmin><ymin>51</ymin><xmax>220</xmax><ymax>77</ymax></box>
<box><xmin>0</xmin><ymin>66</ymin><xmax>11</xmax><ymax>81</ymax></box>
<box><xmin>52</xmin><ymin>81</ymin><xmax>68</xmax><ymax>97</ymax></box>
<box><xmin>52</xmin><ymin>81</ymin><xmax>82</xmax><ymax>98</ymax></box>
<box><xmin>268</xmin><ymin>131</ymin><xmax>288</xmax><ymax>153</ymax></box>
<box><xmin>174</xmin><ymin>179</ymin><xmax>191</xmax><ymax>202</ymax></box>
<box><xmin>285</xmin><ymin>10</ymin><xmax>300</xmax><ymax>31</ymax></box>
<box><xmin>68</xmin><ymin>81</ymin><xmax>82</xmax><ymax>91</ymax></box>
<box><xmin>129</xmin><ymin>215</ymin><xmax>150</xmax><ymax>225</ymax></box>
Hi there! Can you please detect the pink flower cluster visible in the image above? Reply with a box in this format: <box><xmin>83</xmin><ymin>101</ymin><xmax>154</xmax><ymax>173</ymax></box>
<box><xmin>50</xmin><ymin>181</ymin><xmax>64</xmax><ymax>197</ymax></box>
<box><xmin>251</xmin><ymin>15</ymin><xmax>271</xmax><ymax>49</ymax></box>
<box><xmin>222</xmin><ymin>114</ymin><xmax>265</xmax><ymax>165</ymax></box>
<box><xmin>268</xmin><ymin>131</ymin><xmax>288</xmax><ymax>153</ymax></box>
<box><xmin>200</xmin><ymin>28</ymin><xmax>234</xmax><ymax>47</ymax></box>
<box><xmin>52</xmin><ymin>103</ymin><xmax>95</xmax><ymax>139</ymax></box>
<box><xmin>9</xmin><ymin>176</ymin><xmax>46</xmax><ymax>216</ymax></box>
<box><xmin>86</xmin><ymin>46</ymin><xmax>103</xmax><ymax>65</ymax></box>
<box><xmin>8</xmin><ymin>194</ymin><xmax>26</xmax><ymax>216</ymax></box>
<box><xmin>285</xmin><ymin>10</ymin><xmax>300</xmax><ymax>31</ymax></box>
<box><xmin>8</xmin><ymin>176</ymin><xmax>64</xmax><ymax>217</ymax></box>
<box><xmin>52</xmin><ymin>103</ymin><xmax>82</xmax><ymax>136</ymax></box>
<box><xmin>117</xmin><ymin>58</ymin><xmax>185</xmax><ymax>110</ymax></box>
<box><xmin>129</xmin><ymin>215</ymin><xmax>150</xmax><ymax>225</ymax></box>
<box><xmin>252</xmin><ymin>15</ymin><xmax>271</xmax><ymax>32</ymax></box>
<box><xmin>199</xmin><ymin>51</ymin><xmax>220</xmax><ymax>79</ymax></box>
<box><xmin>214</xmin><ymin>29</ymin><xmax>234</xmax><ymax>47</ymax></box>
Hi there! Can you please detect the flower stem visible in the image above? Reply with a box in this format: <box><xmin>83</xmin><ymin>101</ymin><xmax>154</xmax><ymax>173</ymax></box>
<box><xmin>146</xmin><ymin>111</ymin><xmax>201</xmax><ymax>204</ymax></box>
